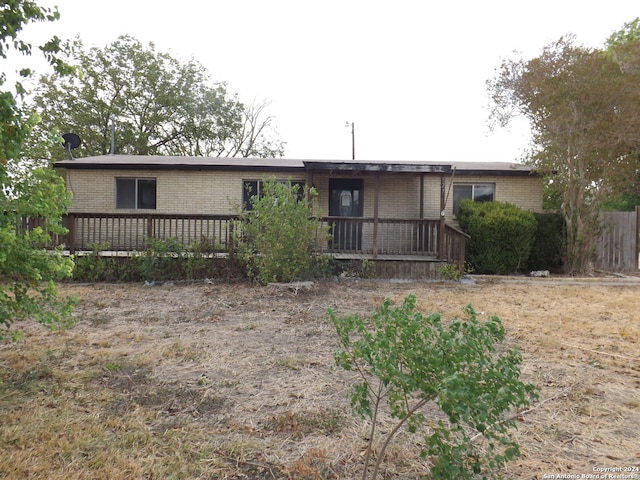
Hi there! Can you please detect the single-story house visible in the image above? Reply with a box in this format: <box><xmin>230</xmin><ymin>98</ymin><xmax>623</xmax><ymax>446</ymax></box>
<box><xmin>54</xmin><ymin>155</ymin><xmax>543</xmax><ymax>276</ymax></box>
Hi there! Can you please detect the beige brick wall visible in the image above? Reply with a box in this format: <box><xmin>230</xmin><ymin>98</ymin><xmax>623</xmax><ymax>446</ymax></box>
<box><xmin>64</xmin><ymin>169</ymin><xmax>306</xmax><ymax>215</ymax></box>
<box><xmin>64</xmin><ymin>168</ymin><xmax>542</xmax><ymax>217</ymax></box>
<box><xmin>446</xmin><ymin>175</ymin><xmax>543</xmax><ymax>216</ymax></box>
<box><xmin>311</xmin><ymin>174</ymin><xmax>422</xmax><ymax>218</ymax></box>
<box><xmin>312</xmin><ymin>172</ymin><xmax>542</xmax><ymax>219</ymax></box>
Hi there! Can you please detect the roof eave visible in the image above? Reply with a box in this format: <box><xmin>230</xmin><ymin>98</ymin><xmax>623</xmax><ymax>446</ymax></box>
<box><xmin>454</xmin><ymin>169</ymin><xmax>539</xmax><ymax>177</ymax></box>
<box><xmin>303</xmin><ymin>161</ymin><xmax>451</xmax><ymax>174</ymax></box>
<box><xmin>54</xmin><ymin>162</ymin><xmax>304</xmax><ymax>173</ymax></box>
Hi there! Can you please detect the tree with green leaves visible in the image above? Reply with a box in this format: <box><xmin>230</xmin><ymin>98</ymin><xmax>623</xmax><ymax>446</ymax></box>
<box><xmin>601</xmin><ymin>19</ymin><xmax>640</xmax><ymax>211</ymax></box>
<box><xmin>25</xmin><ymin>35</ymin><xmax>284</xmax><ymax>160</ymax></box>
<box><xmin>1</xmin><ymin>0</ymin><xmax>76</xmax><ymax>340</ymax></box>
<box><xmin>331</xmin><ymin>294</ymin><xmax>537</xmax><ymax>479</ymax></box>
<box><xmin>487</xmin><ymin>29</ymin><xmax>640</xmax><ymax>273</ymax></box>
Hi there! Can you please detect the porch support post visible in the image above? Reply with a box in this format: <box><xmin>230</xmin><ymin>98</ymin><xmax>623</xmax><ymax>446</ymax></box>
<box><xmin>439</xmin><ymin>174</ymin><xmax>446</xmax><ymax>260</ymax></box>
<box><xmin>419</xmin><ymin>174</ymin><xmax>424</xmax><ymax>219</ymax></box>
<box><xmin>146</xmin><ymin>214</ymin><xmax>154</xmax><ymax>248</ymax></box>
<box><xmin>373</xmin><ymin>173</ymin><xmax>380</xmax><ymax>258</ymax></box>
<box><xmin>66</xmin><ymin>213</ymin><xmax>76</xmax><ymax>254</ymax></box>
<box><xmin>307</xmin><ymin>169</ymin><xmax>317</xmax><ymax>254</ymax></box>
<box><xmin>306</xmin><ymin>170</ymin><xmax>314</xmax><ymax>205</ymax></box>
<box><xmin>419</xmin><ymin>173</ymin><xmax>425</xmax><ymax>252</ymax></box>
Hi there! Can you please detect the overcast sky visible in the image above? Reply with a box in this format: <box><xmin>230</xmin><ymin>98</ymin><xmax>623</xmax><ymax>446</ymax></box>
<box><xmin>14</xmin><ymin>1</ymin><xmax>640</xmax><ymax>162</ymax></box>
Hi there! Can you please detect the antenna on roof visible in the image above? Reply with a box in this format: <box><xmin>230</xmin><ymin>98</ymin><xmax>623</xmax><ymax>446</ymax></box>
<box><xmin>61</xmin><ymin>132</ymin><xmax>81</xmax><ymax>160</ymax></box>
<box><xmin>110</xmin><ymin>118</ymin><xmax>115</xmax><ymax>155</ymax></box>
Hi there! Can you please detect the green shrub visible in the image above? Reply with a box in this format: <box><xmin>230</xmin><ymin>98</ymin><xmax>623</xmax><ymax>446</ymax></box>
<box><xmin>137</xmin><ymin>237</ymin><xmax>185</xmax><ymax>281</ymax></box>
<box><xmin>72</xmin><ymin>238</ymin><xmax>226</xmax><ymax>283</ymax></box>
<box><xmin>438</xmin><ymin>263</ymin><xmax>464</xmax><ymax>281</ymax></box>
<box><xmin>310</xmin><ymin>254</ymin><xmax>344</xmax><ymax>278</ymax></box>
<box><xmin>457</xmin><ymin>200</ymin><xmax>537</xmax><ymax>275</ymax></box>
<box><xmin>236</xmin><ymin>177</ymin><xmax>328</xmax><ymax>284</ymax></box>
<box><xmin>528</xmin><ymin>212</ymin><xmax>564</xmax><ymax>271</ymax></box>
<box><xmin>73</xmin><ymin>242</ymin><xmax>112</xmax><ymax>282</ymax></box>
<box><xmin>342</xmin><ymin>258</ymin><xmax>376</xmax><ymax>278</ymax></box>
<box><xmin>331</xmin><ymin>294</ymin><xmax>537</xmax><ymax>479</ymax></box>
<box><xmin>73</xmin><ymin>243</ymin><xmax>143</xmax><ymax>282</ymax></box>
<box><xmin>184</xmin><ymin>237</ymin><xmax>219</xmax><ymax>280</ymax></box>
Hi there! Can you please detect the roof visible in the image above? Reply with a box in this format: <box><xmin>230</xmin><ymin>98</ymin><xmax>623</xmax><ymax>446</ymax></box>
<box><xmin>54</xmin><ymin>155</ymin><xmax>537</xmax><ymax>176</ymax></box>
<box><xmin>55</xmin><ymin>155</ymin><xmax>305</xmax><ymax>172</ymax></box>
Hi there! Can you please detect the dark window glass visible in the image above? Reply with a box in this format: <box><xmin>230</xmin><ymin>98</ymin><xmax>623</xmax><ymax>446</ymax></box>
<box><xmin>453</xmin><ymin>184</ymin><xmax>495</xmax><ymax>214</ymax></box>
<box><xmin>242</xmin><ymin>180</ymin><xmax>305</xmax><ymax>210</ymax></box>
<box><xmin>116</xmin><ymin>178</ymin><xmax>156</xmax><ymax>210</ymax></box>
<box><xmin>116</xmin><ymin>179</ymin><xmax>136</xmax><ymax>209</ymax></box>
<box><xmin>452</xmin><ymin>185</ymin><xmax>473</xmax><ymax>215</ymax></box>
<box><xmin>291</xmin><ymin>181</ymin><xmax>306</xmax><ymax>202</ymax></box>
<box><xmin>474</xmin><ymin>184</ymin><xmax>494</xmax><ymax>203</ymax></box>
<box><xmin>137</xmin><ymin>179</ymin><xmax>156</xmax><ymax>209</ymax></box>
<box><xmin>243</xmin><ymin>180</ymin><xmax>259</xmax><ymax>211</ymax></box>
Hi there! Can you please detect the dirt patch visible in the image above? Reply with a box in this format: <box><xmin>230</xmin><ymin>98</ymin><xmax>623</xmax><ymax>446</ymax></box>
<box><xmin>0</xmin><ymin>277</ymin><xmax>638</xmax><ymax>479</ymax></box>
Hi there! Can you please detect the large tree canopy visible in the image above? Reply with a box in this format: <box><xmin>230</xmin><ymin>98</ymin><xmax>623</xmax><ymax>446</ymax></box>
<box><xmin>487</xmin><ymin>29</ymin><xmax>640</xmax><ymax>273</ymax></box>
<box><xmin>1</xmin><ymin>0</ymin><xmax>76</xmax><ymax>340</ymax></box>
<box><xmin>26</xmin><ymin>35</ymin><xmax>284</xmax><ymax>160</ymax></box>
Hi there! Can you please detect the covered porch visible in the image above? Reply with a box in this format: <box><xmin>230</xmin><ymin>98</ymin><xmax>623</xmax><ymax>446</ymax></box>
<box><xmin>305</xmin><ymin>160</ymin><xmax>467</xmax><ymax>265</ymax></box>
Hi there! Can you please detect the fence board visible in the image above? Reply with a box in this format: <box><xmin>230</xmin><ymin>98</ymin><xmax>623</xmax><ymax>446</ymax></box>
<box><xmin>594</xmin><ymin>209</ymin><xmax>639</xmax><ymax>272</ymax></box>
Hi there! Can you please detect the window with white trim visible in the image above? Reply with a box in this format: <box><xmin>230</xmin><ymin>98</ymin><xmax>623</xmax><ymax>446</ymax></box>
<box><xmin>452</xmin><ymin>183</ymin><xmax>495</xmax><ymax>214</ymax></box>
<box><xmin>116</xmin><ymin>178</ymin><xmax>157</xmax><ymax>209</ymax></box>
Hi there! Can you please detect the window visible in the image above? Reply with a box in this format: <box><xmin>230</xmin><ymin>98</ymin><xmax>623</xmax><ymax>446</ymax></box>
<box><xmin>452</xmin><ymin>183</ymin><xmax>495</xmax><ymax>214</ymax></box>
<box><xmin>116</xmin><ymin>178</ymin><xmax>156</xmax><ymax>209</ymax></box>
<box><xmin>242</xmin><ymin>180</ymin><xmax>305</xmax><ymax>210</ymax></box>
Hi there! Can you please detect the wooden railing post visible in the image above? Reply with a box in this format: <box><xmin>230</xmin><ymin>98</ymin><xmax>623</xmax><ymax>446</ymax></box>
<box><xmin>372</xmin><ymin>174</ymin><xmax>380</xmax><ymax>258</ymax></box>
<box><xmin>143</xmin><ymin>214</ymin><xmax>154</xmax><ymax>248</ymax></box>
<box><xmin>146</xmin><ymin>214</ymin><xmax>153</xmax><ymax>241</ymax></box>
<box><xmin>228</xmin><ymin>220</ymin><xmax>235</xmax><ymax>253</ymax></box>
<box><xmin>438</xmin><ymin>216</ymin><xmax>446</xmax><ymax>260</ymax></box>
<box><xmin>439</xmin><ymin>175</ymin><xmax>446</xmax><ymax>260</ymax></box>
<box><xmin>66</xmin><ymin>213</ymin><xmax>76</xmax><ymax>254</ymax></box>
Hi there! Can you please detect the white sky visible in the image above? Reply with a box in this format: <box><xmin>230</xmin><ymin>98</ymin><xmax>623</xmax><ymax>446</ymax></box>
<box><xmin>12</xmin><ymin>0</ymin><xmax>640</xmax><ymax>162</ymax></box>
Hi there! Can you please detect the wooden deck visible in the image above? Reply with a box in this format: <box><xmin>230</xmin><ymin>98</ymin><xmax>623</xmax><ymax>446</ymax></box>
<box><xmin>330</xmin><ymin>253</ymin><xmax>440</xmax><ymax>262</ymax></box>
<box><xmin>27</xmin><ymin>213</ymin><xmax>468</xmax><ymax>273</ymax></box>
<box><xmin>52</xmin><ymin>250</ymin><xmax>446</xmax><ymax>279</ymax></box>
<box><xmin>63</xmin><ymin>251</ymin><xmax>440</xmax><ymax>262</ymax></box>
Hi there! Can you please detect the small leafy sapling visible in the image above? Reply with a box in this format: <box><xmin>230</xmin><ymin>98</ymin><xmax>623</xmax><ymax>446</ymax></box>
<box><xmin>236</xmin><ymin>177</ymin><xmax>327</xmax><ymax>284</ymax></box>
<box><xmin>330</xmin><ymin>294</ymin><xmax>537</xmax><ymax>479</ymax></box>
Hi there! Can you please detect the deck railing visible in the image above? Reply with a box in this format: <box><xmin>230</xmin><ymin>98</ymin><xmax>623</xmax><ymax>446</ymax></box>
<box><xmin>317</xmin><ymin>216</ymin><xmax>468</xmax><ymax>264</ymax></box>
<box><xmin>61</xmin><ymin>213</ymin><xmax>237</xmax><ymax>252</ymax></box>
<box><xmin>29</xmin><ymin>213</ymin><xmax>468</xmax><ymax>264</ymax></box>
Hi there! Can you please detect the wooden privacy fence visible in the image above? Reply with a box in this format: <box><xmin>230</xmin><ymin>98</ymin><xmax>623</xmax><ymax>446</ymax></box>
<box><xmin>594</xmin><ymin>207</ymin><xmax>640</xmax><ymax>272</ymax></box>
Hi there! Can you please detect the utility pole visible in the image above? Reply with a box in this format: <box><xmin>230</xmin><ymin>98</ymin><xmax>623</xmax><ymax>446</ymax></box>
<box><xmin>345</xmin><ymin>121</ymin><xmax>354</xmax><ymax>160</ymax></box>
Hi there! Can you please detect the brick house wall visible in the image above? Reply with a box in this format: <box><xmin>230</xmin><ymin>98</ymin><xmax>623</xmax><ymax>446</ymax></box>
<box><xmin>63</xmin><ymin>169</ymin><xmax>306</xmax><ymax>215</ymax></box>
<box><xmin>57</xmin><ymin>160</ymin><xmax>542</xmax><ymax>254</ymax></box>
<box><xmin>311</xmin><ymin>173</ymin><xmax>543</xmax><ymax>219</ymax></box>
<box><xmin>63</xmin><ymin>169</ymin><xmax>543</xmax><ymax>217</ymax></box>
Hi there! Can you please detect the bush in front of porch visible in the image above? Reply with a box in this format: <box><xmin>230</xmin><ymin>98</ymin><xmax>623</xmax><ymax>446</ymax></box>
<box><xmin>235</xmin><ymin>177</ymin><xmax>329</xmax><ymax>284</ymax></box>
<box><xmin>457</xmin><ymin>200</ymin><xmax>537</xmax><ymax>275</ymax></box>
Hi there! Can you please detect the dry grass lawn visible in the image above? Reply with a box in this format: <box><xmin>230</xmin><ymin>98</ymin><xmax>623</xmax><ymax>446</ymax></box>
<box><xmin>1</xmin><ymin>276</ymin><xmax>639</xmax><ymax>479</ymax></box>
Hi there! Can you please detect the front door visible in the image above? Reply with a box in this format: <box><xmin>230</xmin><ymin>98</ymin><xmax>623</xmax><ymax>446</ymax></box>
<box><xmin>329</xmin><ymin>178</ymin><xmax>363</xmax><ymax>251</ymax></box>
